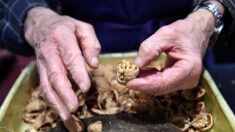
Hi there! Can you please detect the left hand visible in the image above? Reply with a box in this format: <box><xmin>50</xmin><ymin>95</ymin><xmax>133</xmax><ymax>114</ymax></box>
<box><xmin>127</xmin><ymin>9</ymin><xmax>215</xmax><ymax>96</ymax></box>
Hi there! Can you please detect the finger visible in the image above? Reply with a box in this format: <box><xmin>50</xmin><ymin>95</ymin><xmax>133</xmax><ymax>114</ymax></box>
<box><xmin>56</xmin><ymin>28</ymin><xmax>91</xmax><ymax>93</ymax></box>
<box><xmin>127</xmin><ymin>59</ymin><xmax>192</xmax><ymax>96</ymax></box>
<box><xmin>38</xmin><ymin>62</ymin><xmax>77</xmax><ymax>131</ymax></box>
<box><xmin>135</xmin><ymin>36</ymin><xmax>160</xmax><ymax>68</ymax></box>
<box><xmin>135</xmin><ymin>34</ymin><xmax>173</xmax><ymax>68</ymax></box>
<box><xmin>37</xmin><ymin>61</ymin><xmax>71</xmax><ymax>121</ymax></box>
<box><xmin>76</xmin><ymin>21</ymin><xmax>101</xmax><ymax>68</ymax></box>
<box><xmin>135</xmin><ymin>26</ymin><xmax>177</xmax><ymax>68</ymax></box>
<box><xmin>39</xmin><ymin>43</ymin><xmax>79</xmax><ymax>112</ymax></box>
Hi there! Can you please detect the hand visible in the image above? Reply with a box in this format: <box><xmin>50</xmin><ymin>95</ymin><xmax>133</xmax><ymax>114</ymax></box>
<box><xmin>127</xmin><ymin>9</ymin><xmax>216</xmax><ymax>96</ymax></box>
<box><xmin>24</xmin><ymin>7</ymin><xmax>101</xmax><ymax>131</ymax></box>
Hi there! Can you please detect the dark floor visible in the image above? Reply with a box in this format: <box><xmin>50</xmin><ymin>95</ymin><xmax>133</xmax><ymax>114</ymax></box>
<box><xmin>0</xmin><ymin>55</ymin><xmax>34</xmax><ymax>106</ymax></box>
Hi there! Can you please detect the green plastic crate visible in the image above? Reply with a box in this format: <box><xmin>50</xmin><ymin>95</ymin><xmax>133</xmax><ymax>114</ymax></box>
<box><xmin>0</xmin><ymin>53</ymin><xmax>234</xmax><ymax>132</ymax></box>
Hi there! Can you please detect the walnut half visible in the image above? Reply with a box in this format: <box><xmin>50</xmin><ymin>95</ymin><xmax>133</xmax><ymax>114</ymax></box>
<box><xmin>116</xmin><ymin>60</ymin><xmax>139</xmax><ymax>84</ymax></box>
<box><xmin>191</xmin><ymin>112</ymin><xmax>213</xmax><ymax>131</ymax></box>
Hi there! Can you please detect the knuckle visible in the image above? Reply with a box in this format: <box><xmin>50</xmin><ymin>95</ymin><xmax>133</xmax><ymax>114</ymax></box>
<box><xmin>159</xmin><ymin>26</ymin><xmax>171</xmax><ymax>33</ymax></box>
<box><xmin>63</xmin><ymin>51</ymin><xmax>77</xmax><ymax>67</ymax></box>
<box><xmin>48</xmin><ymin>71</ymin><xmax>61</xmax><ymax>83</ymax></box>
<box><xmin>160</xmin><ymin>25</ymin><xmax>177</xmax><ymax>36</ymax></box>
<box><xmin>78</xmin><ymin>32</ymin><xmax>88</xmax><ymax>42</ymax></box>
<box><xmin>36</xmin><ymin>45</ymin><xmax>46</xmax><ymax>60</ymax></box>
<box><xmin>36</xmin><ymin>43</ymin><xmax>56</xmax><ymax>60</ymax></box>
<box><xmin>49</xmin><ymin>24</ymin><xmax>72</xmax><ymax>42</ymax></box>
<box><xmin>140</xmin><ymin>42</ymin><xmax>150</xmax><ymax>52</ymax></box>
<box><xmin>61</xmin><ymin>15</ymin><xmax>73</xmax><ymax>21</ymax></box>
<box><xmin>89</xmin><ymin>44</ymin><xmax>101</xmax><ymax>52</ymax></box>
<box><xmin>84</xmin><ymin>23</ymin><xmax>94</xmax><ymax>30</ymax></box>
<box><xmin>82</xmin><ymin>40</ymin><xmax>101</xmax><ymax>52</ymax></box>
<box><xmin>139</xmin><ymin>42</ymin><xmax>157</xmax><ymax>58</ymax></box>
<box><xmin>38</xmin><ymin>45</ymin><xmax>49</xmax><ymax>56</ymax></box>
<box><xmin>77</xmin><ymin>23</ymin><xmax>95</xmax><ymax>43</ymax></box>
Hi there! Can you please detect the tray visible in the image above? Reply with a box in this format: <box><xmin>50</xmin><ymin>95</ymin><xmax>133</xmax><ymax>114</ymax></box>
<box><xmin>0</xmin><ymin>52</ymin><xmax>235</xmax><ymax>132</ymax></box>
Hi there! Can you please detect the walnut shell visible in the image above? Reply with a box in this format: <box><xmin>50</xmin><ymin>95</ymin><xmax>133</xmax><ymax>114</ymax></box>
<box><xmin>87</xmin><ymin>121</ymin><xmax>102</xmax><ymax>132</ymax></box>
<box><xmin>191</xmin><ymin>112</ymin><xmax>213</xmax><ymax>131</ymax></box>
<box><xmin>181</xmin><ymin>87</ymin><xmax>206</xmax><ymax>101</ymax></box>
<box><xmin>116</xmin><ymin>60</ymin><xmax>139</xmax><ymax>84</ymax></box>
<box><xmin>170</xmin><ymin>116</ymin><xmax>191</xmax><ymax>131</ymax></box>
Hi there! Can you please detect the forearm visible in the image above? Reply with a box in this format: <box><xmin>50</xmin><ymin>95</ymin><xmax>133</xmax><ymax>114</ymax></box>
<box><xmin>0</xmin><ymin>0</ymin><xmax>48</xmax><ymax>55</ymax></box>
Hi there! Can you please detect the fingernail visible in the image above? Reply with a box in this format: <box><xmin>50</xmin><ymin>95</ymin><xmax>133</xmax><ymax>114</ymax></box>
<box><xmin>135</xmin><ymin>57</ymin><xmax>142</xmax><ymax>67</ymax></box>
<box><xmin>60</xmin><ymin>113</ymin><xmax>67</xmax><ymax>121</ymax></box>
<box><xmin>67</xmin><ymin>103</ymin><xmax>76</xmax><ymax>112</ymax></box>
<box><xmin>91</xmin><ymin>56</ymin><xmax>99</xmax><ymax>67</ymax></box>
<box><xmin>79</xmin><ymin>82</ymin><xmax>88</xmax><ymax>93</ymax></box>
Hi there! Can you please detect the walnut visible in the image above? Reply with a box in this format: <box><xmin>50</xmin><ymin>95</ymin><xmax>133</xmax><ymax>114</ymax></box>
<box><xmin>116</xmin><ymin>60</ymin><xmax>139</xmax><ymax>84</ymax></box>
<box><xmin>191</xmin><ymin>112</ymin><xmax>213</xmax><ymax>131</ymax></box>
<box><xmin>87</xmin><ymin>121</ymin><xmax>102</xmax><ymax>132</ymax></box>
<box><xmin>91</xmin><ymin>107</ymin><xmax>123</xmax><ymax>115</ymax></box>
<box><xmin>25</xmin><ymin>99</ymin><xmax>48</xmax><ymax>113</ymax></box>
<box><xmin>181</xmin><ymin>87</ymin><xmax>206</xmax><ymax>101</ymax></box>
<box><xmin>24</xmin><ymin>62</ymin><xmax>213</xmax><ymax>132</ymax></box>
<box><xmin>195</xmin><ymin>101</ymin><xmax>205</xmax><ymax>113</ymax></box>
<box><xmin>72</xmin><ymin>115</ymin><xmax>85</xmax><ymax>132</ymax></box>
<box><xmin>169</xmin><ymin>116</ymin><xmax>191</xmax><ymax>131</ymax></box>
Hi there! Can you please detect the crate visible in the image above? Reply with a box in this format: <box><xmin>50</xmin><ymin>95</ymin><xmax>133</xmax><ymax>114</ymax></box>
<box><xmin>0</xmin><ymin>53</ymin><xmax>234</xmax><ymax>132</ymax></box>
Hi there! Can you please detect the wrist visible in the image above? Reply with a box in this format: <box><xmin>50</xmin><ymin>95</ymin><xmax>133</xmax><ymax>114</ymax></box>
<box><xmin>191</xmin><ymin>0</ymin><xmax>225</xmax><ymax>49</ymax></box>
<box><xmin>24</xmin><ymin>7</ymin><xmax>58</xmax><ymax>47</ymax></box>
<box><xmin>187</xmin><ymin>9</ymin><xmax>215</xmax><ymax>37</ymax></box>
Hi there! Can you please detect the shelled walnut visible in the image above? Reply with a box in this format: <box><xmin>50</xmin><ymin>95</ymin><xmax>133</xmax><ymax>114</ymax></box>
<box><xmin>116</xmin><ymin>60</ymin><xmax>139</xmax><ymax>84</ymax></box>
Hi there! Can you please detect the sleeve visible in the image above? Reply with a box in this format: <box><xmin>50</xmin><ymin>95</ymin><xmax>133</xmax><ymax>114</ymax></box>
<box><xmin>0</xmin><ymin>0</ymin><xmax>48</xmax><ymax>56</ymax></box>
<box><xmin>212</xmin><ymin>0</ymin><xmax>235</xmax><ymax>62</ymax></box>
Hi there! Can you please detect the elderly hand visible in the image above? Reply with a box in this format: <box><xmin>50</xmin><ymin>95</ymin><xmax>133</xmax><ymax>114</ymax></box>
<box><xmin>127</xmin><ymin>9</ymin><xmax>217</xmax><ymax>96</ymax></box>
<box><xmin>24</xmin><ymin>7</ymin><xmax>101</xmax><ymax>131</ymax></box>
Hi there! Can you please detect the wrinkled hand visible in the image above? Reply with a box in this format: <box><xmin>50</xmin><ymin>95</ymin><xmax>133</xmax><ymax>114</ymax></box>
<box><xmin>127</xmin><ymin>9</ymin><xmax>216</xmax><ymax>96</ymax></box>
<box><xmin>24</xmin><ymin>7</ymin><xmax>100</xmax><ymax>130</ymax></box>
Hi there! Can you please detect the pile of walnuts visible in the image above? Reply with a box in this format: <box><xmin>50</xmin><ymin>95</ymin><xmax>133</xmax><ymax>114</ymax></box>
<box><xmin>23</xmin><ymin>60</ymin><xmax>213</xmax><ymax>132</ymax></box>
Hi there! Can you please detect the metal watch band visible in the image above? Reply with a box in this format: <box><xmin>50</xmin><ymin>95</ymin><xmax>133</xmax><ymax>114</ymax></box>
<box><xmin>193</xmin><ymin>1</ymin><xmax>225</xmax><ymax>47</ymax></box>
<box><xmin>194</xmin><ymin>1</ymin><xmax>224</xmax><ymax>33</ymax></box>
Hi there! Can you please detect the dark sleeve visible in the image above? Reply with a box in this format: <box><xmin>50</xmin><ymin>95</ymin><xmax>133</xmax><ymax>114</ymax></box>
<box><xmin>0</xmin><ymin>0</ymin><xmax>48</xmax><ymax>56</ymax></box>
<box><xmin>213</xmin><ymin>0</ymin><xmax>235</xmax><ymax>62</ymax></box>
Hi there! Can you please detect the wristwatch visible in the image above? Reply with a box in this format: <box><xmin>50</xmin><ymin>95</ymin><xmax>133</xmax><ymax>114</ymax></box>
<box><xmin>193</xmin><ymin>1</ymin><xmax>224</xmax><ymax>47</ymax></box>
<box><xmin>194</xmin><ymin>1</ymin><xmax>224</xmax><ymax>34</ymax></box>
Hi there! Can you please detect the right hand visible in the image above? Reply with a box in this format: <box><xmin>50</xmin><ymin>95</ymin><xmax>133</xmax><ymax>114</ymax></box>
<box><xmin>24</xmin><ymin>7</ymin><xmax>101</xmax><ymax>131</ymax></box>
